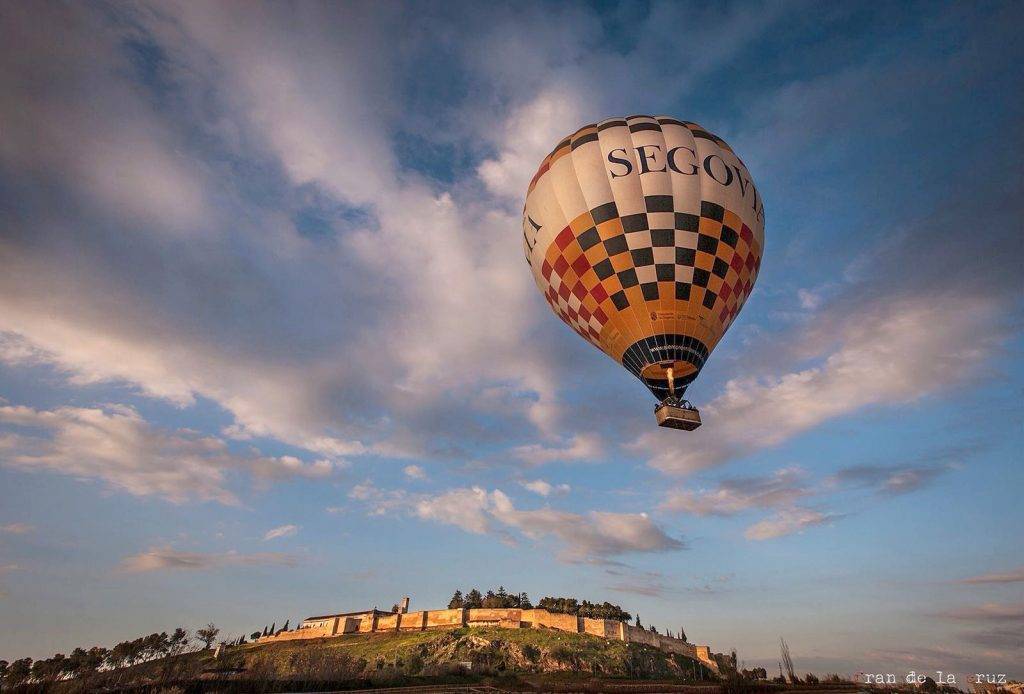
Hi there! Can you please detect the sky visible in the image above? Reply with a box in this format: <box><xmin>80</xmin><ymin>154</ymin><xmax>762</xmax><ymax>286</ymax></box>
<box><xmin>1</xmin><ymin>0</ymin><xmax>1022</xmax><ymax>681</ymax></box>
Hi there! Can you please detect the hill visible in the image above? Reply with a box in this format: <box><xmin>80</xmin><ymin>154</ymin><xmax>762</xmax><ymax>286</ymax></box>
<box><xmin>15</xmin><ymin>626</ymin><xmax>721</xmax><ymax>693</ymax></box>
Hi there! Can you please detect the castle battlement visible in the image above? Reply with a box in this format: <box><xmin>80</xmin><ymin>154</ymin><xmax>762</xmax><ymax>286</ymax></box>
<box><xmin>257</xmin><ymin>599</ymin><xmax>721</xmax><ymax>672</ymax></box>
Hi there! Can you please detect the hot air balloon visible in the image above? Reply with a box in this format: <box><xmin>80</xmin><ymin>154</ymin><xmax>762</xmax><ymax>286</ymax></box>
<box><xmin>522</xmin><ymin>116</ymin><xmax>764</xmax><ymax>430</ymax></box>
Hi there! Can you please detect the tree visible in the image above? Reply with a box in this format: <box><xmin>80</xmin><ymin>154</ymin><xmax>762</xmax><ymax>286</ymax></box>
<box><xmin>921</xmin><ymin>677</ymin><xmax>938</xmax><ymax>693</ymax></box>
<box><xmin>635</xmin><ymin>614</ymin><xmax>641</xmax><ymax>628</ymax></box>
<box><xmin>262</xmin><ymin>625</ymin><xmax>269</xmax><ymax>636</ymax></box>
<box><xmin>282</xmin><ymin>619</ymin><xmax>290</xmax><ymax>631</ymax></box>
<box><xmin>196</xmin><ymin>623</ymin><xmax>220</xmax><ymax>649</ymax></box>
<box><xmin>779</xmin><ymin>638</ymin><xmax>797</xmax><ymax>683</ymax></box>
<box><xmin>679</xmin><ymin>626</ymin><xmax>687</xmax><ymax>642</ymax></box>
<box><xmin>168</xmin><ymin>627</ymin><xmax>190</xmax><ymax>656</ymax></box>
<box><xmin>0</xmin><ymin>660</ymin><xmax>8</xmax><ymax>682</ymax></box>
<box><xmin>805</xmin><ymin>673</ymin><xmax>819</xmax><ymax>684</ymax></box>
<box><xmin>519</xmin><ymin>592</ymin><xmax>533</xmax><ymax>609</ymax></box>
<box><xmin>5</xmin><ymin>658</ymin><xmax>32</xmax><ymax>687</ymax></box>
<box><xmin>465</xmin><ymin>588</ymin><xmax>483</xmax><ymax>609</ymax></box>
<box><xmin>142</xmin><ymin>632</ymin><xmax>170</xmax><ymax>660</ymax></box>
<box><xmin>448</xmin><ymin>590</ymin><xmax>464</xmax><ymax>609</ymax></box>
<box><xmin>270</xmin><ymin>622</ymin><xmax>276</xmax><ymax>634</ymax></box>
<box><xmin>251</xmin><ymin>632</ymin><xmax>262</xmax><ymax>641</ymax></box>
<box><xmin>33</xmin><ymin>654</ymin><xmax>67</xmax><ymax>682</ymax></box>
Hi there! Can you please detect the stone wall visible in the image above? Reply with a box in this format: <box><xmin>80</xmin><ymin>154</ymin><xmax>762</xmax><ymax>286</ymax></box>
<box><xmin>257</xmin><ymin>605</ymin><xmax>719</xmax><ymax>672</ymax></box>
<box><xmin>425</xmin><ymin>608</ymin><xmax>464</xmax><ymax>628</ymax></box>
<box><xmin>467</xmin><ymin>608</ymin><xmax>522</xmax><ymax>628</ymax></box>
<box><xmin>399</xmin><ymin>611</ymin><xmax>427</xmax><ymax>630</ymax></box>
<box><xmin>582</xmin><ymin>617</ymin><xmax>621</xmax><ymax>638</ymax></box>
<box><xmin>521</xmin><ymin>608</ymin><xmax>579</xmax><ymax>632</ymax></box>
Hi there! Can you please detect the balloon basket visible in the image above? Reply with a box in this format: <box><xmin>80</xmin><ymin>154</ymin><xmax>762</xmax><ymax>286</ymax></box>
<box><xmin>655</xmin><ymin>399</ymin><xmax>702</xmax><ymax>431</ymax></box>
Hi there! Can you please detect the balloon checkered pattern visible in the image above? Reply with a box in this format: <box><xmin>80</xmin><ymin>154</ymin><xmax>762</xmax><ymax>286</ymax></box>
<box><xmin>523</xmin><ymin>115</ymin><xmax>764</xmax><ymax>401</ymax></box>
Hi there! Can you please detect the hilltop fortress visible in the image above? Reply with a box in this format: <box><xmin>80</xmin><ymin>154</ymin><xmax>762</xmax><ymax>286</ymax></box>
<box><xmin>257</xmin><ymin>596</ymin><xmax>723</xmax><ymax>673</ymax></box>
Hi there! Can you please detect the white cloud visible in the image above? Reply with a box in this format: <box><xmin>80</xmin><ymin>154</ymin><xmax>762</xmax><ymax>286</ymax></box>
<box><xmin>933</xmin><ymin>603</ymin><xmax>1024</xmax><ymax>621</ymax></box>
<box><xmin>350</xmin><ymin>484</ymin><xmax>682</xmax><ymax>561</ymax></box>
<box><xmin>634</xmin><ymin>296</ymin><xmax>1003</xmax><ymax>475</ymax></box>
<box><xmin>490</xmin><ymin>489</ymin><xmax>684</xmax><ymax>560</ymax></box>
<box><xmin>830</xmin><ymin>463</ymin><xmax>952</xmax><ymax>495</ymax></box>
<box><xmin>477</xmin><ymin>88</ymin><xmax>586</xmax><ymax>201</ymax></box>
<box><xmin>382</xmin><ymin>487</ymin><xmax>679</xmax><ymax>560</ymax></box>
<box><xmin>347</xmin><ymin>481</ymin><xmax>408</xmax><ymax>516</ymax></box>
<box><xmin>661</xmin><ymin>468</ymin><xmax>808</xmax><ymax>516</ymax></box>
<box><xmin>0</xmin><ymin>3</ymin><xmax>211</xmax><ymax>235</ymax></box>
<box><xmin>414</xmin><ymin>487</ymin><xmax>493</xmax><ymax>534</ymax></box>
<box><xmin>263</xmin><ymin>524</ymin><xmax>299</xmax><ymax>541</ymax></box>
<box><xmin>513</xmin><ymin>433</ymin><xmax>603</xmax><ymax>466</ymax></box>
<box><xmin>0</xmin><ymin>403</ymin><xmax>335</xmax><ymax>505</ymax></box>
<box><xmin>797</xmin><ymin>288</ymin><xmax>823</xmax><ymax>310</ymax></box>
<box><xmin>119</xmin><ymin>547</ymin><xmax>299</xmax><ymax>572</ymax></box>
<box><xmin>666</xmin><ymin>469</ymin><xmax>841</xmax><ymax>541</ymax></box>
<box><xmin>402</xmin><ymin>464</ymin><xmax>426</xmax><ymax>480</ymax></box>
<box><xmin>0</xmin><ymin>523</ymin><xmax>34</xmax><ymax>535</ymax></box>
<box><xmin>519</xmin><ymin>479</ymin><xmax>571</xmax><ymax>496</ymax></box>
<box><xmin>0</xmin><ymin>1</ymin><xmax>574</xmax><ymax>464</ymax></box>
<box><xmin>744</xmin><ymin>507</ymin><xmax>840</xmax><ymax>541</ymax></box>
<box><xmin>957</xmin><ymin>567</ymin><xmax>1024</xmax><ymax>585</ymax></box>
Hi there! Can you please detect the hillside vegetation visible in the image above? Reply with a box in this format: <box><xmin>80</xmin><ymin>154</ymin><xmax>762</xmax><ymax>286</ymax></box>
<box><xmin>11</xmin><ymin>626</ymin><xmax>719</xmax><ymax>693</ymax></box>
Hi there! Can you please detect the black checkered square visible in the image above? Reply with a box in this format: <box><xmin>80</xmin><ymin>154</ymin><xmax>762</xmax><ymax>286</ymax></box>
<box><xmin>577</xmin><ymin>227</ymin><xmax>600</xmax><ymax>251</ymax></box>
<box><xmin>591</xmin><ymin>201</ymin><xmax>618</xmax><ymax>225</ymax></box>
<box><xmin>713</xmin><ymin>257</ymin><xmax>729</xmax><ymax>279</ymax></box>
<box><xmin>594</xmin><ymin>258</ymin><xmax>614</xmax><ymax>280</ymax></box>
<box><xmin>676</xmin><ymin>247</ymin><xmax>696</xmax><ymax>266</ymax></box>
<box><xmin>656</xmin><ymin>264</ymin><xmax>675</xmax><ymax>281</ymax></box>
<box><xmin>604</xmin><ymin>234</ymin><xmax>628</xmax><ymax>256</ymax></box>
<box><xmin>697</xmin><ymin>234</ymin><xmax>718</xmax><ymax>254</ymax></box>
<box><xmin>701</xmin><ymin>201</ymin><xmax>725</xmax><ymax>222</ymax></box>
<box><xmin>630</xmin><ymin>248</ymin><xmax>654</xmax><ymax>266</ymax></box>
<box><xmin>675</xmin><ymin>213</ymin><xmax>699</xmax><ymax>231</ymax></box>
<box><xmin>618</xmin><ymin>268</ymin><xmax>638</xmax><ymax>288</ymax></box>
<box><xmin>693</xmin><ymin>268</ymin><xmax>710</xmax><ymax>287</ymax></box>
<box><xmin>641</xmin><ymin>282</ymin><xmax>659</xmax><ymax>300</ymax></box>
<box><xmin>621</xmin><ymin>214</ymin><xmax>649</xmax><ymax>233</ymax></box>
<box><xmin>644</xmin><ymin>195</ymin><xmax>673</xmax><ymax>213</ymax></box>
<box><xmin>720</xmin><ymin>225</ymin><xmax>738</xmax><ymax>248</ymax></box>
<box><xmin>651</xmin><ymin>229</ymin><xmax>673</xmax><ymax>246</ymax></box>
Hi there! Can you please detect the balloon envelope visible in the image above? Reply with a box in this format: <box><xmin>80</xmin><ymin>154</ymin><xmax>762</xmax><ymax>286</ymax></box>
<box><xmin>522</xmin><ymin>116</ymin><xmax>764</xmax><ymax>401</ymax></box>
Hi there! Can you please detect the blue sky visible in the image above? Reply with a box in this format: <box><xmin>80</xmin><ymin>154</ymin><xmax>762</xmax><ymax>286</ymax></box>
<box><xmin>1</xmin><ymin>0</ymin><xmax>1022</xmax><ymax>681</ymax></box>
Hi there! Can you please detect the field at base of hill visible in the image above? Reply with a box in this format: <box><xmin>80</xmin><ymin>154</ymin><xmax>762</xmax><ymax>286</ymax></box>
<box><xmin>9</xmin><ymin>626</ymin><xmax>737</xmax><ymax>693</ymax></box>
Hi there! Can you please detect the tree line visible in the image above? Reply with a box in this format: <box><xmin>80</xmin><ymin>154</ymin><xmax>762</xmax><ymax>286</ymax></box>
<box><xmin>445</xmin><ymin>588</ymin><xmax>636</xmax><ymax>624</ymax></box>
<box><xmin>1</xmin><ymin>627</ymin><xmax>194</xmax><ymax>688</ymax></box>
<box><xmin>0</xmin><ymin>617</ymin><xmax>299</xmax><ymax>688</ymax></box>
<box><xmin>447</xmin><ymin>586</ymin><xmax>532</xmax><ymax>609</ymax></box>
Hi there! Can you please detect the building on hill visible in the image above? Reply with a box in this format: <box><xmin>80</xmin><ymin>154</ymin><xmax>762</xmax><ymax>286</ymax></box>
<box><xmin>297</xmin><ymin>596</ymin><xmax>412</xmax><ymax>635</ymax></box>
<box><xmin>260</xmin><ymin>595</ymin><xmax>722</xmax><ymax>673</ymax></box>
